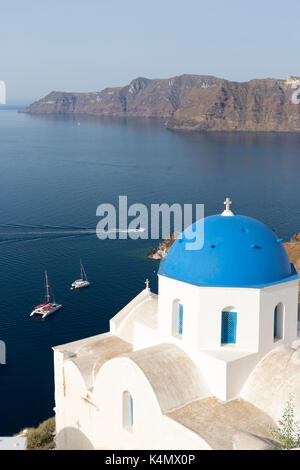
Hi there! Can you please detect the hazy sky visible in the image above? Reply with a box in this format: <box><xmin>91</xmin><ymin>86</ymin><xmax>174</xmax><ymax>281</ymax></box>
<box><xmin>1</xmin><ymin>0</ymin><xmax>300</xmax><ymax>103</ymax></box>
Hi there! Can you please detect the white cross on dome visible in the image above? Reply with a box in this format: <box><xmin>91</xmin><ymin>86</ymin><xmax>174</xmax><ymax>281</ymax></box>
<box><xmin>221</xmin><ymin>197</ymin><xmax>234</xmax><ymax>216</ymax></box>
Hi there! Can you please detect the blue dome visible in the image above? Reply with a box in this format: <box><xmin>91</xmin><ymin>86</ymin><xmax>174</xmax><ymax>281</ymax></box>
<box><xmin>158</xmin><ymin>214</ymin><xmax>298</xmax><ymax>288</ymax></box>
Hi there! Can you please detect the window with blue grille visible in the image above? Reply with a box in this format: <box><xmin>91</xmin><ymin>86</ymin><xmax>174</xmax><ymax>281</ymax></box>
<box><xmin>178</xmin><ymin>304</ymin><xmax>183</xmax><ymax>335</ymax></box>
<box><xmin>130</xmin><ymin>394</ymin><xmax>133</xmax><ymax>426</ymax></box>
<box><xmin>221</xmin><ymin>311</ymin><xmax>237</xmax><ymax>344</ymax></box>
<box><xmin>172</xmin><ymin>300</ymin><xmax>183</xmax><ymax>337</ymax></box>
<box><xmin>123</xmin><ymin>391</ymin><xmax>133</xmax><ymax>431</ymax></box>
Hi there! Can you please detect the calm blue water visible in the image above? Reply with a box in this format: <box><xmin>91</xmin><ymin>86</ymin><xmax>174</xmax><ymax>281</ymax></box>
<box><xmin>1</xmin><ymin>109</ymin><xmax>300</xmax><ymax>434</ymax></box>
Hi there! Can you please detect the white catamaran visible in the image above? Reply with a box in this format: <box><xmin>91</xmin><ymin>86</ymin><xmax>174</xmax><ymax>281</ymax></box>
<box><xmin>70</xmin><ymin>260</ymin><xmax>90</xmax><ymax>290</ymax></box>
<box><xmin>30</xmin><ymin>271</ymin><xmax>62</xmax><ymax>318</ymax></box>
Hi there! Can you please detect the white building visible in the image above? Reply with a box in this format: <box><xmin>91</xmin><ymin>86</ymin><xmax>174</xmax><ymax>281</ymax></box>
<box><xmin>53</xmin><ymin>199</ymin><xmax>300</xmax><ymax>450</ymax></box>
<box><xmin>0</xmin><ymin>437</ymin><xmax>27</xmax><ymax>450</ymax></box>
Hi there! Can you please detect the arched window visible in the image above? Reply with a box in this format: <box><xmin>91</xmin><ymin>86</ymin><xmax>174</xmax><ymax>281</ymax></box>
<box><xmin>221</xmin><ymin>307</ymin><xmax>237</xmax><ymax>344</ymax></box>
<box><xmin>122</xmin><ymin>391</ymin><xmax>133</xmax><ymax>431</ymax></box>
<box><xmin>172</xmin><ymin>300</ymin><xmax>183</xmax><ymax>337</ymax></box>
<box><xmin>274</xmin><ymin>303</ymin><xmax>284</xmax><ymax>341</ymax></box>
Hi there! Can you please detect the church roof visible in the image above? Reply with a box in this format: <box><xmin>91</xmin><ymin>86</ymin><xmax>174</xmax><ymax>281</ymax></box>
<box><xmin>57</xmin><ymin>333</ymin><xmax>133</xmax><ymax>390</ymax></box>
<box><xmin>110</xmin><ymin>287</ymin><xmax>158</xmax><ymax>343</ymax></box>
<box><xmin>123</xmin><ymin>343</ymin><xmax>210</xmax><ymax>413</ymax></box>
<box><xmin>167</xmin><ymin>397</ymin><xmax>275</xmax><ymax>450</ymax></box>
<box><xmin>158</xmin><ymin>211</ymin><xmax>298</xmax><ymax>288</ymax></box>
<box><xmin>241</xmin><ymin>347</ymin><xmax>300</xmax><ymax>421</ymax></box>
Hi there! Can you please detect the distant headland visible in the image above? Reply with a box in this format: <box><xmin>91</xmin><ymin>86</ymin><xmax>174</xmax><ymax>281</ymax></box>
<box><xmin>19</xmin><ymin>74</ymin><xmax>300</xmax><ymax>132</ymax></box>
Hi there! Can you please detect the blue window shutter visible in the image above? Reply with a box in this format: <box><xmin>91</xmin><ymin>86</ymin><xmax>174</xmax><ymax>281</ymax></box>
<box><xmin>221</xmin><ymin>312</ymin><xmax>237</xmax><ymax>344</ymax></box>
<box><xmin>274</xmin><ymin>306</ymin><xmax>278</xmax><ymax>338</ymax></box>
<box><xmin>130</xmin><ymin>394</ymin><xmax>133</xmax><ymax>426</ymax></box>
<box><xmin>178</xmin><ymin>304</ymin><xmax>183</xmax><ymax>335</ymax></box>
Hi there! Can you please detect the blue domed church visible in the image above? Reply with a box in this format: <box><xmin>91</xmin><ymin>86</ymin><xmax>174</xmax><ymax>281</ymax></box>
<box><xmin>54</xmin><ymin>199</ymin><xmax>300</xmax><ymax>450</ymax></box>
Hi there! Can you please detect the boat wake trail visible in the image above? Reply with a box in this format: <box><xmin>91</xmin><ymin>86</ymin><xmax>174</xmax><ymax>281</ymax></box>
<box><xmin>0</xmin><ymin>224</ymin><xmax>145</xmax><ymax>246</ymax></box>
<box><xmin>0</xmin><ymin>224</ymin><xmax>96</xmax><ymax>246</ymax></box>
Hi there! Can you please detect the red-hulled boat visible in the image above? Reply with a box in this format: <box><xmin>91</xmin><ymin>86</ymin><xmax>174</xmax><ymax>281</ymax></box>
<box><xmin>30</xmin><ymin>271</ymin><xmax>62</xmax><ymax>318</ymax></box>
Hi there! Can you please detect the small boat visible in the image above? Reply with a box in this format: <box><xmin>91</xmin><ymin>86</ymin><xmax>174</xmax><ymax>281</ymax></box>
<box><xmin>30</xmin><ymin>271</ymin><xmax>62</xmax><ymax>318</ymax></box>
<box><xmin>71</xmin><ymin>260</ymin><xmax>90</xmax><ymax>290</ymax></box>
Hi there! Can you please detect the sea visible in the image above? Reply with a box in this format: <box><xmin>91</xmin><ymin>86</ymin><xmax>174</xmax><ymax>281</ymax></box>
<box><xmin>1</xmin><ymin>108</ymin><xmax>300</xmax><ymax>434</ymax></box>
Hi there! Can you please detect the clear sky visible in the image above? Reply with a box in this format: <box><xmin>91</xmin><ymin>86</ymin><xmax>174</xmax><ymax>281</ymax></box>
<box><xmin>1</xmin><ymin>0</ymin><xmax>300</xmax><ymax>103</ymax></box>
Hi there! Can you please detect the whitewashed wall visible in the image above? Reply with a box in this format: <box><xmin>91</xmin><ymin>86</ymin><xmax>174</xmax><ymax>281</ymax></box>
<box><xmin>158</xmin><ymin>275</ymin><xmax>262</xmax><ymax>351</ymax></box>
<box><xmin>54</xmin><ymin>351</ymin><xmax>208</xmax><ymax>450</ymax></box>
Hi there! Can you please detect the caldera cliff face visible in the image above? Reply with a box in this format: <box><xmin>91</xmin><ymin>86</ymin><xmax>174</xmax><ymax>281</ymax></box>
<box><xmin>20</xmin><ymin>75</ymin><xmax>300</xmax><ymax>132</ymax></box>
<box><xmin>19</xmin><ymin>75</ymin><xmax>218</xmax><ymax>119</ymax></box>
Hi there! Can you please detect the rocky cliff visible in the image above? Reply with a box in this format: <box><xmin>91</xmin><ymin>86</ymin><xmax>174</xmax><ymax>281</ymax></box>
<box><xmin>20</xmin><ymin>75</ymin><xmax>300</xmax><ymax>132</ymax></box>
<box><xmin>147</xmin><ymin>232</ymin><xmax>177</xmax><ymax>259</ymax></box>
<box><xmin>19</xmin><ymin>75</ymin><xmax>218</xmax><ymax>118</ymax></box>
<box><xmin>166</xmin><ymin>78</ymin><xmax>300</xmax><ymax>132</ymax></box>
<box><xmin>284</xmin><ymin>236</ymin><xmax>300</xmax><ymax>302</ymax></box>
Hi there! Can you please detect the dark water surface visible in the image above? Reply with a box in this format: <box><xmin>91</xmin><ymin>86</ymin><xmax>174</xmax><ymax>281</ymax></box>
<box><xmin>0</xmin><ymin>110</ymin><xmax>300</xmax><ymax>434</ymax></box>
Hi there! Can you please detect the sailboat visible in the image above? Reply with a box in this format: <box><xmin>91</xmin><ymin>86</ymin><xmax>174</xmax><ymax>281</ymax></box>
<box><xmin>30</xmin><ymin>271</ymin><xmax>62</xmax><ymax>318</ymax></box>
<box><xmin>70</xmin><ymin>260</ymin><xmax>90</xmax><ymax>290</ymax></box>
